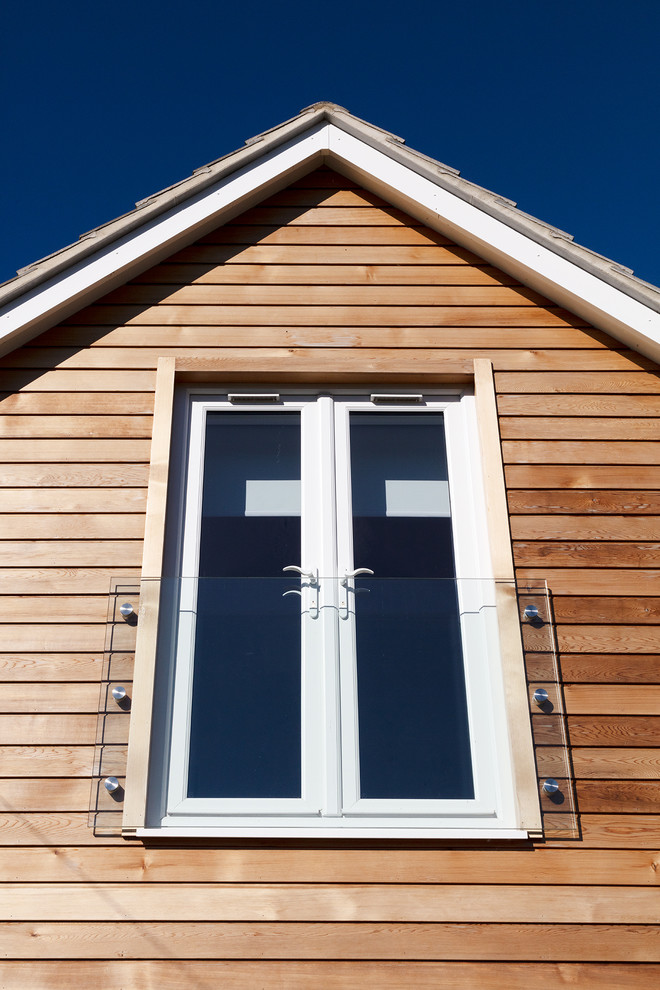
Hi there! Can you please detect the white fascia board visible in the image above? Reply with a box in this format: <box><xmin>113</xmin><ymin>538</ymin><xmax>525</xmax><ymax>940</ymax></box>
<box><xmin>327</xmin><ymin>126</ymin><xmax>660</xmax><ymax>362</ymax></box>
<box><xmin>0</xmin><ymin>124</ymin><xmax>330</xmax><ymax>356</ymax></box>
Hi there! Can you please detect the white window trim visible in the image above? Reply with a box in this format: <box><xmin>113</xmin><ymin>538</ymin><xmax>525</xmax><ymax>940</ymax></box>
<box><xmin>142</xmin><ymin>386</ymin><xmax>522</xmax><ymax>836</ymax></box>
<box><xmin>123</xmin><ymin>357</ymin><xmax>542</xmax><ymax>840</ymax></box>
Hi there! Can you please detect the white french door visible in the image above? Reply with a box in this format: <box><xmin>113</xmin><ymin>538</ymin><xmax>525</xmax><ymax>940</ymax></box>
<box><xmin>163</xmin><ymin>390</ymin><xmax>511</xmax><ymax>829</ymax></box>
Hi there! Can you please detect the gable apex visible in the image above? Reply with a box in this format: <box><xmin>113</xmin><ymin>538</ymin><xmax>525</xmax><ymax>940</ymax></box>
<box><xmin>1</xmin><ymin>105</ymin><xmax>660</xmax><ymax>362</ymax></box>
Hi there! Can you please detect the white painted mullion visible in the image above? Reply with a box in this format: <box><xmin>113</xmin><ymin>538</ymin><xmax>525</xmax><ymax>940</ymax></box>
<box><xmin>299</xmin><ymin>398</ymin><xmax>325</xmax><ymax>814</ymax></box>
<box><xmin>312</xmin><ymin>396</ymin><xmax>342</xmax><ymax>816</ymax></box>
<box><xmin>166</xmin><ymin>397</ymin><xmax>208</xmax><ymax>808</ymax></box>
<box><xmin>333</xmin><ymin>400</ymin><xmax>361</xmax><ymax>811</ymax></box>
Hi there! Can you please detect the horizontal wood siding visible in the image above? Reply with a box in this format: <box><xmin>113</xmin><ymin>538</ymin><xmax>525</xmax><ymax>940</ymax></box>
<box><xmin>0</xmin><ymin>167</ymin><xmax>658</xmax><ymax>982</ymax></box>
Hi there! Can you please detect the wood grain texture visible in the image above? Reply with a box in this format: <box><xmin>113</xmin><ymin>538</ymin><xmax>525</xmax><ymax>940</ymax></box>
<box><xmin>508</xmin><ymin>490</ymin><xmax>660</xmax><ymax>514</ymax></box>
<box><xmin>0</xmin><ymin>746</ymin><xmax>105</xmax><ymax>777</ymax></box>
<box><xmin>495</xmin><ymin>372</ymin><xmax>660</xmax><ymax>394</ymax></box>
<box><xmin>0</xmin><ymin>370</ymin><xmax>155</xmax><ymax>391</ymax></box>
<box><xmin>503</xmin><ymin>440</ymin><xmax>660</xmax><ymax>465</ymax></box>
<box><xmin>0</xmin><ymin>489</ymin><xmax>146</xmax><ymax>512</ymax></box>
<box><xmin>576</xmin><ymin>781</ymin><xmax>660</xmax><ymax>813</ymax></box>
<box><xmin>0</xmin><ymin>625</ymin><xmax>115</xmax><ymax>653</ymax></box>
<box><xmin>169</xmin><ymin>243</ymin><xmax>484</xmax><ymax>263</ymax></box>
<box><xmin>514</xmin><ymin>541</ymin><xmax>660</xmax><ymax>567</ymax></box>
<box><xmin>551</xmin><ymin>597</ymin><xmax>660</xmax><ymax>624</ymax></box>
<box><xmin>499</xmin><ymin>417</ymin><xmax>660</xmax><ymax>440</ymax></box>
<box><xmin>0</xmin><ymin>596</ymin><xmax>109</xmax><ymax>622</ymax></box>
<box><xmin>0</xmin><ymin>415</ymin><xmax>153</xmax><ymax>438</ymax></box>
<box><xmin>0</xmin><ymin>883</ymin><xmax>658</xmax><ymax>922</ymax></box>
<box><xmin>130</xmin><ymin>263</ymin><xmax>526</xmax><ymax>287</ymax></box>
<box><xmin>0</xmin><ymin>779</ymin><xmax>98</xmax><ymax>812</ymax></box>
<box><xmin>556</xmin><ymin>625</ymin><xmax>660</xmax><ymax>654</ymax></box>
<box><xmin>565</xmin><ymin>717</ymin><xmax>660</xmax><ymax>746</ymax></box>
<box><xmin>0</xmin><ymin>847</ymin><xmax>656</xmax><ymax>885</ymax></box>
<box><xmin>557</xmin><ymin>656</ymin><xmax>660</xmax><ymax>683</ymax></box>
<box><xmin>0</xmin><ymin>464</ymin><xmax>149</xmax><ymax>487</ymax></box>
<box><xmin>564</xmin><ymin>686</ymin><xmax>660</xmax><ymax>715</ymax></box>
<box><xmin>6</xmin><ymin>346</ymin><xmax>646</xmax><ymax>372</ymax></box>
<box><xmin>226</xmin><ymin>205</ymin><xmax>427</xmax><ymax>226</ymax></box>
<box><xmin>39</xmin><ymin>325</ymin><xmax>607</xmax><ymax>349</ymax></box>
<box><xmin>1</xmin><ymin>921</ymin><xmax>659</xmax><ymax>961</ymax></box>
<box><xmin>196</xmin><ymin>222</ymin><xmax>446</xmax><ymax>245</ymax></box>
<box><xmin>99</xmin><ymin>283</ymin><xmax>552</xmax><ymax>307</ymax></box>
<box><xmin>0</xmin><ymin>714</ymin><xmax>127</xmax><ymax>745</ymax></box>
<box><xmin>517</xmin><ymin>567</ymin><xmax>660</xmax><ymax>595</ymax></box>
<box><xmin>197</xmin><ymin>223</ymin><xmax>454</xmax><ymax>245</ymax></box>
<box><xmin>0</xmin><ymin>683</ymin><xmax>104</xmax><ymax>713</ymax></box>
<box><xmin>507</xmin><ymin>466</ymin><xmax>660</xmax><ymax>489</ymax></box>
<box><xmin>511</xmin><ymin>516</ymin><xmax>660</xmax><ymax>540</ymax></box>
<box><xmin>529</xmin><ymin>712</ymin><xmax>660</xmax><ymax>745</ymax></box>
<box><xmin>0</xmin><ymin>810</ymin><xmax>650</xmax><ymax>848</ymax></box>
<box><xmin>538</xmin><ymin>747</ymin><xmax>660</xmax><ymax>779</ymax></box>
<box><xmin>498</xmin><ymin>393</ymin><xmax>660</xmax><ymax>415</ymax></box>
<box><xmin>68</xmin><ymin>305</ymin><xmax>590</xmax><ymax>328</ymax></box>
<box><xmin>0</xmin><ymin>812</ymin><xmax>127</xmax><ymax>845</ymax></box>
<box><xmin>0</xmin><ymin>653</ymin><xmax>130</xmax><ymax>682</ymax></box>
<box><xmin>0</xmin><ymin>569</ymin><xmax>141</xmax><ymax>594</ymax></box>
<box><xmin>7</xmin><ymin>348</ymin><xmax>480</xmax><ymax>380</ymax></box>
<box><xmin>0</xmin><ymin>393</ymin><xmax>154</xmax><ymax>414</ymax></box>
<box><xmin>0</xmin><ymin>440</ymin><xmax>150</xmax><ymax>462</ymax></box>
<box><xmin>0</xmin><ymin>516</ymin><xmax>144</xmax><ymax>539</ymax></box>
<box><xmin>1</xmin><ymin>961</ymin><xmax>659</xmax><ymax>990</ymax></box>
<box><xmin>575</xmin><ymin>814</ymin><xmax>660</xmax><ymax>847</ymax></box>
<box><xmin>0</xmin><ymin>542</ymin><xmax>143</xmax><ymax>567</ymax></box>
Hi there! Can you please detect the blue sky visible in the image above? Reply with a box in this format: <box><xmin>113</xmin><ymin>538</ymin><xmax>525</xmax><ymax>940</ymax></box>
<box><xmin>2</xmin><ymin>1</ymin><xmax>659</xmax><ymax>287</ymax></box>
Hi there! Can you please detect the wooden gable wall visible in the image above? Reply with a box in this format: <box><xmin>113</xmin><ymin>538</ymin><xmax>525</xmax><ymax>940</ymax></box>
<box><xmin>0</xmin><ymin>167</ymin><xmax>658</xmax><ymax>987</ymax></box>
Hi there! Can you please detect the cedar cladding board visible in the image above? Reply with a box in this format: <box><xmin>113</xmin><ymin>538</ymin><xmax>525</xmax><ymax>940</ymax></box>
<box><xmin>0</xmin><ymin>161</ymin><xmax>660</xmax><ymax>988</ymax></box>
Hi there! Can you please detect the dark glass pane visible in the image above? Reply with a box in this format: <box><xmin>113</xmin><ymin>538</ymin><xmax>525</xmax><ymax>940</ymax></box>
<box><xmin>353</xmin><ymin>579</ymin><xmax>473</xmax><ymax>799</ymax></box>
<box><xmin>349</xmin><ymin>413</ymin><xmax>474</xmax><ymax>800</ymax></box>
<box><xmin>187</xmin><ymin>412</ymin><xmax>302</xmax><ymax>799</ymax></box>
<box><xmin>352</xmin><ymin>517</ymin><xmax>455</xmax><ymax>579</ymax></box>
<box><xmin>199</xmin><ymin>412</ymin><xmax>301</xmax><ymax>577</ymax></box>
<box><xmin>187</xmin><ymin>578</ymin><xmax>301</xmax><ymax>798</ymax></box>
<box><xmin>198</xmin><ymin>517</ymin><xmax>300</xmax><ymax>578</ymax></box>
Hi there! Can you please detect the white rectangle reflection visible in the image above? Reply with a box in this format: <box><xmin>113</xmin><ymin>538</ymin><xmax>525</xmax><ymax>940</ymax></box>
<box><xmin>245</xmin><ymin>479</ymin><xmax>301</xmax><ymax>516</ymax></box>
<box><xmin>385</xmin><ymin>479</ymin><xmax>450</xmax><ymax>517</ymax></box>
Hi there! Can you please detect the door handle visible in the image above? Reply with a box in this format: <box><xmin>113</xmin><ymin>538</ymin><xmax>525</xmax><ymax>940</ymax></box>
<box><xmin>339</xmin><ymin>568</ymin><xmax>374</xmax><ymax>618</ymax></box>
<box><xmin>282</xmin><ymin>565</ymin><xmax>319</xmax><ymax>618</ymax></box>
<box><xmin>282</xmin><ymin>565</ymin><xmax>318</xmax><ymax>586</ymax></box>
<box><xmin>341</xmin><ymin>568</ymin><xmax>374</xmax><ymax>587</ymax></box>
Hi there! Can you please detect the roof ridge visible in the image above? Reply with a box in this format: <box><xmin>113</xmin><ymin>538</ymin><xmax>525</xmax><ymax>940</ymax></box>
<box><xmin>2</xmin><ymin>103</ymin><xmax>659</xmax><ymax>347</ymax></box>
